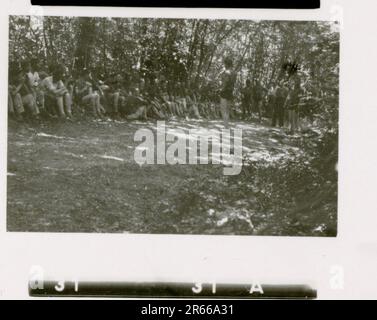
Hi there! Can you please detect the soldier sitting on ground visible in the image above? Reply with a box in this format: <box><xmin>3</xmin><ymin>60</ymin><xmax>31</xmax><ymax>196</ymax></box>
<box><xmin>8</xmin><ymin>63</ymin><xmax>25</xmax><ymax>121</ymax></box>
<box><xmin>75</xmin><ymin>69</ymin><xmax>105</xmax><ymax>119</ymax></box>
<box><xmin>41</xmin><ymin>64</ymin><xmax>73</xmax><ymax>120</ymax></box>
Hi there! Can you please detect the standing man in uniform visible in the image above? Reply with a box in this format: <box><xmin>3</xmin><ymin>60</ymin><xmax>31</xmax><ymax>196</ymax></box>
<box><xmin>219</xmin><ymin>57</ymin><xmax>236</xmax><ymax>129</ymax></box>
<box><xmin>252</xmin><ymin>79</ymin><xmax>264</xmax><ymax>123</ymax></box>
<box><xmin>272</xmin><ymin>79</ymin><xmax>289</xmax><ymax>128</ymax></box>
<box><xmin>241</xmin><ymin>79</ymin><xmax>252</xmax><ymax>120</ymax></box>
<box><xmin>287</xmin><ymin>76</ymin><xmax>302</xmax><ymax>134</ymax></box>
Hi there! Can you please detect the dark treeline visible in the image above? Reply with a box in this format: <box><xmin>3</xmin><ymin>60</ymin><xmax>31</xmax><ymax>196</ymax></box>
<box><xmin>9</xmin><ymin>16</ymin><xmax>339</xmax><ymax>127</ymax></box>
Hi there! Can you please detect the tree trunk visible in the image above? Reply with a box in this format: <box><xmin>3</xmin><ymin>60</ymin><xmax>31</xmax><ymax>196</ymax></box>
<box><xmin>74</xmin><ymin>17</ymin><xmax>97</xmax><ymax>71</ymax></box>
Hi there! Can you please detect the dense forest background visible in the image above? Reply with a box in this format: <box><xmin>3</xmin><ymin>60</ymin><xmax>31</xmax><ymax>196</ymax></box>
<box><xmin>9</xmin><ymin>16</ymin><xmax>339</xmax><ymax>124</ymax></box>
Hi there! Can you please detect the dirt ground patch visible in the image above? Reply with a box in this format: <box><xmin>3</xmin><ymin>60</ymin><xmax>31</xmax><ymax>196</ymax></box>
<box><xmin>7</xmin><ymin>117</ymin><xmax>305</xmax><ymax>234</ymax></box>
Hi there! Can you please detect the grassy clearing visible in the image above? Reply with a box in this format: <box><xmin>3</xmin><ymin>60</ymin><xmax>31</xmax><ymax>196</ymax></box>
<box><xmin>7</xmin><ymin>117</ymin><xmax>336</xmax><ymax>236</ymax></box>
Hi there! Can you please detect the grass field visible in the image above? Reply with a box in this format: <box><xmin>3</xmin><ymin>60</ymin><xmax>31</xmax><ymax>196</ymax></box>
<box><xmin>7</xmin><ymin>116</ymin><xmax>333</xmax><ymax>236</ymax></box>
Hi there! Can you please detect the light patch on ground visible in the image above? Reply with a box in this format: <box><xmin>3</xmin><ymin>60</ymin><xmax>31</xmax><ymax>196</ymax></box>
<box><xmin>98</xmin><ymin>155</ymin><xmax>125</xmax><ymax>162</ymax></box>
<box><xmin>37</xmin><ymin>132</ymin><xmax>73</xmax><ymax>140</ymax></box>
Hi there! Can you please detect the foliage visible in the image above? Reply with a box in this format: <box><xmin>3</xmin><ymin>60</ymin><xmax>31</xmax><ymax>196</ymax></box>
<box><xmin>235</xmin><ymin>130</ymin><xmax>338</xmax><ymax>236</ymax></box>
<box><xmin>9</xmin><ymin>16</ymin><xmax>339</xmax><ymax>112</ymax></box>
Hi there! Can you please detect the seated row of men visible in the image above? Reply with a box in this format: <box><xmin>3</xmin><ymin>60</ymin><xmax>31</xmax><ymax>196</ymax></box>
<box><xmin>8</xmin><ymin>60</ymin><xmax>223</xmax><ymax>123</ymax></box>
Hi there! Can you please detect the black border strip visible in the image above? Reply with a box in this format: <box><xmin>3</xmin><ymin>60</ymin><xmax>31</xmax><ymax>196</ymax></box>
<box><xmin>29</xmin><ymin>281</ymin><xmax>317</xmax><ymax>299</ymax></box>
<box><xmin>31</xmin><ymin>0</ymin><xmax>320</xmax><ymax>9</ymax></box>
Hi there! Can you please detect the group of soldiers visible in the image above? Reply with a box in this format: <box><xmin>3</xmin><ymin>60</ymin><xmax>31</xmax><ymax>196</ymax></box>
<box><xmin>8</xmin><ymin>59</ymin><xmax>229</xmax><ymax>123</ymax></box>
<box><xmin>240</xmin><ymin>75</ymin><xmax>303</xmax><ymax>134</ymax></box>
<box><xmin>8</xmin><ymin>57</ymin><xmax>304</xmax><ymax>135</ymax></box>
<box><xmin>7</xmin><ymin>59</ymin><xmax>201</xmax><ymax>123</ymax></box>
<box><xmin>218</xmin><ymin>57</ymin><xmax>303</xmax><ymax>134</ymax></box>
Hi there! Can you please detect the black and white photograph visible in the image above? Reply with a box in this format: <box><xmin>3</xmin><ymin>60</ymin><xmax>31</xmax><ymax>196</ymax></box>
<box><xmin>7</xmin><ymin>15</ymin><xmax>339</xmax><ymax>237</ymax></box>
